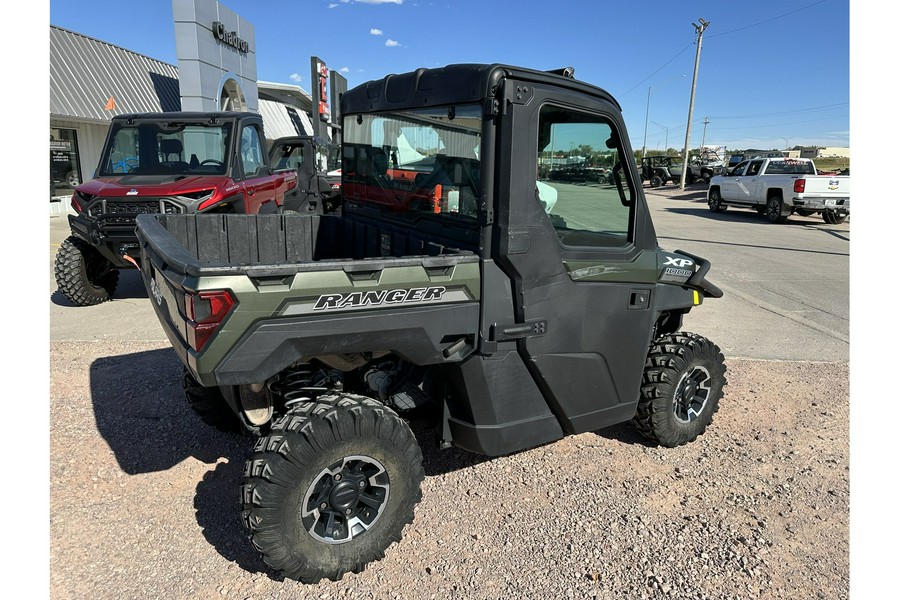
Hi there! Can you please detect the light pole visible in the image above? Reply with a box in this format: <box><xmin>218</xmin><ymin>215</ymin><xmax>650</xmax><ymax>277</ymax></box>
<box><xmin>641</xmin><ymin>74</ymin><xmax>685</xmax><ymax>160</ymax></box>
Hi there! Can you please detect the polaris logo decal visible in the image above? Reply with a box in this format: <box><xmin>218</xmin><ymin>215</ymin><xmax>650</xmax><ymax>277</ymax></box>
<box><xmin>663</xmin><ymin>256</ymin><xmax>694</xmax><ymax>268</ymax></box>
<box><xmin>313</xmin><ymin>287</ymin><xmax>447</xmax><ymax>310</ymax></box>
<box><xmin>126</xmin><ymin>188</ymin><xmax>139</xmax><ymax>196</ymax></box>
<box><xmin>149</xmin><ymin>278</ymin><xmax>163</xmax><ymax>306</ymax></box>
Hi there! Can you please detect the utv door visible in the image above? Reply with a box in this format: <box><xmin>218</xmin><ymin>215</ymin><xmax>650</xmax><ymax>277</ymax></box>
<box><xmin>237</xmin><ymin>122</ymin><xmax>279</xmax><ymax>213</ymax></box>
<box><xmin>494</xmin><ymin>80</ymin><xmax>660</xmax><ymax>435</ymax></box>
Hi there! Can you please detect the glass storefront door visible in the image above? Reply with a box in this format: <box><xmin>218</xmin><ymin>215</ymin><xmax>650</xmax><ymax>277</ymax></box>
<box><xmin>50</xmin><ymin>128</ymin><xmax>81</xmax><ymax>199</ymax></box>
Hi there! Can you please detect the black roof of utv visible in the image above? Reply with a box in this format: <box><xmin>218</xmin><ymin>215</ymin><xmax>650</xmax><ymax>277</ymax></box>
<box><xmin>341</xmin><ymin>63</ymin><xmax>622</xmax><ymax>115</ymax></box>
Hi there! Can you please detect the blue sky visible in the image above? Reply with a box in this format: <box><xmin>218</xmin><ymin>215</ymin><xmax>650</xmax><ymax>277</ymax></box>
<box><xmin>47</xmin><ymin>0</ymin><xmax>852</xmax><ymax>153</ymax></box>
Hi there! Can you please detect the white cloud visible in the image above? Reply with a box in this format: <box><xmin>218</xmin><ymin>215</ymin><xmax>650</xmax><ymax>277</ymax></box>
<box><xmin>328</xmin><ymin>3</ymin><xmax>339</xmax><ymax>7</ymax></box>
<box><xmin>370</xmin><ymin>28</ymin><xmax>383</xmax><ymax>35</ymax></box>
<box><xmin>289</xmin><ymin>73</ymin><xmax>302</xmax><ymax>82</ymax></box>
<box><xmin>385</xmin><ymin>39</ymin><xmax>400</xmax><ymax>47</ymax></box>
<box><xmin>354</xmin><ymin>0</ymin><xmax>403</xmax><ymax>4</ymax></box>
<box><xmin>339</xmin><ymin>67</ymin><xmax>350</xmax><ymax>73</ymax></box>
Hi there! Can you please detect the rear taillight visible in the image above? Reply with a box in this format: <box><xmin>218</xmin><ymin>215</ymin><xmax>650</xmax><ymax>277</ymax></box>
<box><xmin>793</xmin><ymin>179</ymin><xmax>806</xmax><ymax>193</ymax></box>
<box><xmin>184</xmin><ymin>290</ymin><xmax>235</xmax><ymax>352</ymax></box>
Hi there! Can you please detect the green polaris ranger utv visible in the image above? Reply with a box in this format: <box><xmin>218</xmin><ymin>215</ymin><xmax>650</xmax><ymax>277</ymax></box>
<box><xmin>135</xmin><ymin>63</ymin><xmax>727</xmax><ymax>583</ymax></box>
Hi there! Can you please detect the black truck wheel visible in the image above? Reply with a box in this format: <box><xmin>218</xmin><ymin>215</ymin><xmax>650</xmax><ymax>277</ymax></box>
<box><xmin>632</xmin><ymin>332</ymin><xmax>726</xmax><ymax>448</ymax></box>
<box><xmin>54</xmin><ymin>235</ymin><xmax>119</xmax><ymax>306</ymax></box>
<box><xmin>650</xmin><ymin>175</ymin><xmax>663</xmax><ymax>188</ymax></box>
<box><xmin>707</xmin><ymin>189</ymin><xmax>727</xmax><ymax>212</ymax></box>
<box><xmin>242</xmin><ymin>394</ymin><xmax>424</xmax><ymax>582</ymax></box>
<box><xmin>823</xmin><ymin>209</ymin><xmax>847</xmax><ymax>224</ymax></box>
<box><xmin>765</xmin><ymin>196</ymin><xmax>789</xmax><ymax>223</ymax></box>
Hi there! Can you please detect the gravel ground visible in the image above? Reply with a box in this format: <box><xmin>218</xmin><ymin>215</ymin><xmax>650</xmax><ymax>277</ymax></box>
<box><xmin>49</xmin><ymin>340</ymin><xmax>848</xmax><ymax>600</ymax></box>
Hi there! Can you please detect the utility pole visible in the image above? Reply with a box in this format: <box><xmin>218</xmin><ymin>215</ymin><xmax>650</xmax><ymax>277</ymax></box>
<box><xmin>700</xmin><ymin>117</ymin><xmax>710</xmax><ymax>150</ymax></box>
<box><xmin>679</xmin><ymin>18</ymin><xmax>709</xmax><ymax>190</ymax></box>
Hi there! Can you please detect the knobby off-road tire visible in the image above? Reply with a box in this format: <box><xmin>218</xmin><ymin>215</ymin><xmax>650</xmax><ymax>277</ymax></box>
<box><xmin>54</xmin><ymin>235</ymin><xmax>119</xmax><ymax>306</ymax></box>
<box><xmin>707</xmin><ymin>188</ymin><xmax>727</xmax><ymax>212</ymax></box>
<box><xmin>242</xmin><ymin>394</ymin><xmax>425</xmax><ymax>583</ymax></box>
<box><xmin>633</xmin><ymin>332</ymin><xmax>727</xmax><ymax>448</ymax></box>
<box><xmin>182</xmin><ymin>368</ymin><xmax>246</xmax><ymax>434</ymax></box>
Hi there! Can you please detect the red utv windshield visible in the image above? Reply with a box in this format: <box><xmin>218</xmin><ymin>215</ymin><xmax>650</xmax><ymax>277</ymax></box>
<box><xmin>97</xmin><ymin>121</ymin><xmax>234</xmax><ymax>177</ymax></box>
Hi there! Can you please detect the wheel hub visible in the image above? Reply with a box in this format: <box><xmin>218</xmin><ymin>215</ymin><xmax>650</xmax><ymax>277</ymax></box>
<box><xmin>301</xmin><ymin>455</ymin><xmax>390</xmax><ymax>544</ymax></box>
<box><xmin>673</xmin><ymin>366</ymin><xmax>712</xmax><ymax>424</ymax></box>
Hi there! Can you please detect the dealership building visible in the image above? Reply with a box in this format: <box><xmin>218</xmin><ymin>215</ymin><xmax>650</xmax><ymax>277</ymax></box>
<box><xmin>49</xmin><ymin>0</ymin><xmax>336</xmax><ymax>202</ymax></box>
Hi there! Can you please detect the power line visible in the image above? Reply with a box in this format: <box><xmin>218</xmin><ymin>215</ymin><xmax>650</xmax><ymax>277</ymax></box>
<box><xmin>621</xmin><ymin>0</ymin><xmax>833</xmax><ymax>99</ymax></box>
<box><xmin>708</xmin><ymin>102</ymin><xmax>849</xmax><ymax>120</ymax></box>
<box><xmin>706</xmin><ymin>0</ymin><xmax>830</xmax><ymax>38</ymax></box>
<box><xmin>618</xmin><ymin>43</ymin><xmax>693</xmax><ymax>98</ymax></box>
<box><xmin>706</xmin><ymin>115</ymin><xmax>848</xmax><ymax>131</ymax></box>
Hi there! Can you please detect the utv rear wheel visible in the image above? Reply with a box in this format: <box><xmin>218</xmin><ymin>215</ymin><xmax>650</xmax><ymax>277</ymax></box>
<box><xmin>242</xmin><ymin>394</ymin><xmax>424</xmax><ymax>583</ymax></box>
<box><xmin>183</xmin><ymin>368</ymin><xmax>244</xmax><ymax>433</ymax></box>
<box><xmin>54</xmin><ymin>236</ymin><xmax>119</xmax><ymax>306</ymax></box>
<box><xmin>633</xmin><ymin>332</ymin><xmax>726</xmax><ymax>448</ymax></box>
<box><xmin>708</xmin><ymin>189</ymin><xmax>726</xmax><ymax>212</ymax></box>
<box><xmin>650</xmin><ymin>175</ymin><xmax>663</xmax><ymax>188</ymax></box>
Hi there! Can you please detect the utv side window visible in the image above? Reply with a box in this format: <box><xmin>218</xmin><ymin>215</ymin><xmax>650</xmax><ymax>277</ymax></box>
<box><xmin>537</xmin><ymin>105</ymin><xmax>634</xmax><ymax>248</ymax></box>
<box><xmin>241</xmin><ymin>126</ymin><xmax>264</xmax><ymax>177</ymax></box>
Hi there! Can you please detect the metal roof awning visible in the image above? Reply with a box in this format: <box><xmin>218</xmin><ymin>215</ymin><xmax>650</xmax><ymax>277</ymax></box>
<box><xmin>50</xmin><ymin>25</ymin><xmax>180</xmax><ymax>122</ymax></box>
<box><xmin>257</xmin><ymin>98</ymin><xmax>313</xmax><ymax>139</ymax></box>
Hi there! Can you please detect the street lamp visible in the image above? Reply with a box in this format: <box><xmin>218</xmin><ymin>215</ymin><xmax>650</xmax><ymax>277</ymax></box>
<box><xmin>641</xmin><ymin>74</ymin><xmax>685</xmax><ymax>160</ymax></box>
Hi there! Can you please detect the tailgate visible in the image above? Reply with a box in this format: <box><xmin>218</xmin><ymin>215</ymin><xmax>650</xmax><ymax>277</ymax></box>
<box><xmin>135</xmin><ymin>215</ymin><xmax>197</xmax><ymax>369</ymax></box>
<box><xmin>802</xmin><ymin>176</ymin><xmax>850</xmax><ymax>198</ymax></box>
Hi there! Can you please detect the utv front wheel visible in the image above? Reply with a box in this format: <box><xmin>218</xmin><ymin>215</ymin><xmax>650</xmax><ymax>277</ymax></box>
<box><xmin>633</xmin><ymin>332</ymin><xmax>726</xmax><ymax>448</ymax></box>
<box><xmin>242</xmin><ymin>394</ymin><xmax>424</xmax><ymax>582</ymax></box>
<box><xmin>54</xmin><ymin>236</ymin><xmax>119</xmax><ymax>306</ymax></box>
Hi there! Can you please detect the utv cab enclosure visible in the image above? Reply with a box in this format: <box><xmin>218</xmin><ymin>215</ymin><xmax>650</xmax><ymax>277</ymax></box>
<box><xmin>135</xmin><ymin>63</ymin><xmax>727</xmax><ymax>583</ymax></box>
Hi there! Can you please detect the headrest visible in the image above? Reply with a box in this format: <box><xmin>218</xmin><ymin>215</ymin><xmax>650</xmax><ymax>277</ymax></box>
<box><xmin>160</xmin><ymin>138</ymin><xmax>183</xmax><ymax>155</ymax></box>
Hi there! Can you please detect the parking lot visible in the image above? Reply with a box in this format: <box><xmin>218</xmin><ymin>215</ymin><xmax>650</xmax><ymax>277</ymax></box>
<box><xmin>48</xmin><ymin>186</ymin><xmax>850</xmax><ymax>598</ymax></box>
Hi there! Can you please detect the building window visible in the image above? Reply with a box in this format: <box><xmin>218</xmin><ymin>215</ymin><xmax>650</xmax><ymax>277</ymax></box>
<box><xmin>50</xmin><ymin>128</ymin><xmax>81</xmax><ymax>198</ymax></box>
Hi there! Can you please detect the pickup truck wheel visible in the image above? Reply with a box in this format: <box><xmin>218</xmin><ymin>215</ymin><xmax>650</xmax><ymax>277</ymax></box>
<box><xmin>54</xmin><ymin>236</ymin><xmax>119</xmax><ymax>306</ymax></box>
<box><xmin>823</xmin><ymin>209</ymin><xmax>847</xmax><ymax>224</ymax></box>
<box><xmin>632</xmin><ymin>332</ymin><xmax>727</xmax><ymax>448</ymax></box>
<box><xmin>242</xmin><ymin>394</ymin><xmax>424</xmax><ymax>583</ymax></box>
<box><xmin>707</xmin><ymin>189</ymin><xmax>727</xmax><ymax>212</ymax></box>
<box><xmin>766</xmin><ymin>196</ymin><xmax>789</xmax><ymax>223</ymax></box>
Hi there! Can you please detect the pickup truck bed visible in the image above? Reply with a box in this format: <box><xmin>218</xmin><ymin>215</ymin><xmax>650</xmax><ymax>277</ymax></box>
<box><xmin>136</xmin><ymin>212</ymin><xmax>482</xmax><ymax>386</ymax></box>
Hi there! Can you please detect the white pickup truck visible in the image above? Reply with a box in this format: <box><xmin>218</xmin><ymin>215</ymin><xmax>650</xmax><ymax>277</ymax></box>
<box><xmin>707</xmin><ymin>157</ymin><xmax>849</xmax><ymax>224</ymax></box>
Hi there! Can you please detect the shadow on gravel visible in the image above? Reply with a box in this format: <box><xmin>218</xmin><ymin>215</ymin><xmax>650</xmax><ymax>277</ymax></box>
<box><xmin>593</xmin><ymin>421</ymin><xmax>655</xmax><ymax>446</ymax></box>
<box><xmin>90</xmin><ymin>347</ymin><xmax>243</xmax><ymax>474</ymax></box>
<box><xmin>193</xmin><ymin>457</ymin><xmax>283</xmax><ymax>579</ymax></box>
<box><xmin>51</xmin><ymin>270</ymin><xmax>148</xmax><ymax>307</ymax></box>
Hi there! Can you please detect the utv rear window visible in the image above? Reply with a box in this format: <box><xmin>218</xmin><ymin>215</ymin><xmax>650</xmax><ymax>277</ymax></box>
<box><xmin>341</xmin><ymin>105</ymin><xmax>482</xmax><ymax>227</ymax></box>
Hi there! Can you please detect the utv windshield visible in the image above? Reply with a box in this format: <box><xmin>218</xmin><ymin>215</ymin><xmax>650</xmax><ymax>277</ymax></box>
<box><xmin>341</xmin><ymin>104</ymin><xmax>482</xmax><ymax>223</ymax></box>
<box><xmin>98</xmin><ymin>121</ymin><xmax>234</xmax><ymax>176</ymax></box>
